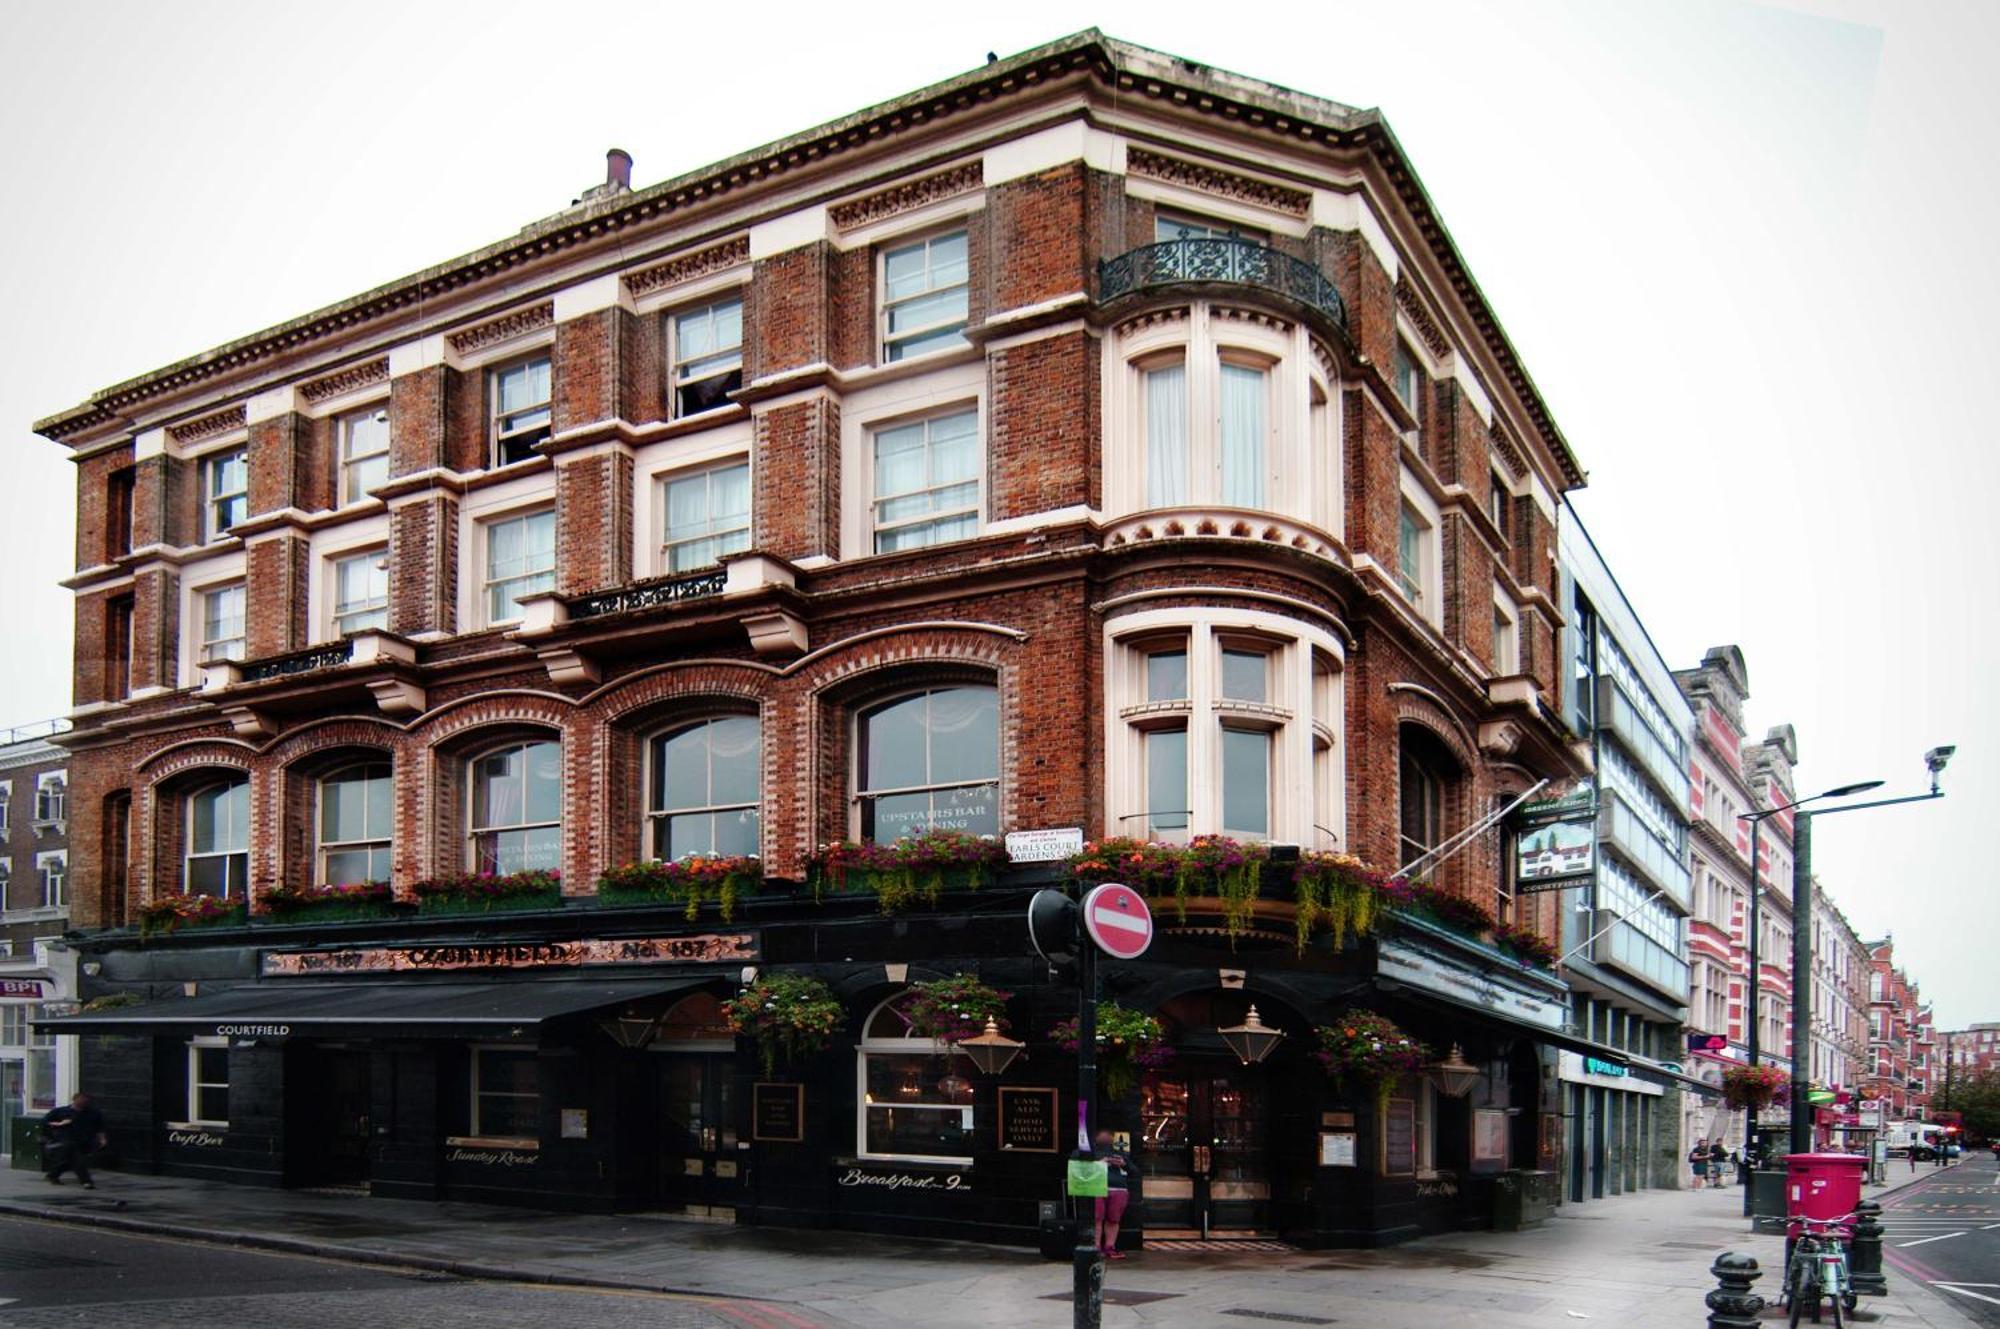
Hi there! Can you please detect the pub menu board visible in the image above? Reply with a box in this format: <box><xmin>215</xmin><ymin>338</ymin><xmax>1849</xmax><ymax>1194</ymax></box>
<box><xmin>997</xmin><ymin>1086</ymin><xmax>1059</xmax><ymax>1152</ymax></box>
<box><xmin>752</xmin><ymin>1082</ymin><xmax>804</xmax><ymax>1143</ymax></box>
<box><xmin>1381</xmin><ymin>1097</ymin><xmax>1417</xmax><ymax>1176</ymax></box>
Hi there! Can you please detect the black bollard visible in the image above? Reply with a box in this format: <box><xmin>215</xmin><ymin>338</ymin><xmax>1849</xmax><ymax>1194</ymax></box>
<box><xmin>1706</xmin><ymin>1252</ymin><xmax>1765</xmax><ymax>1329</ymax></box>
<box><xmin>1848</xmin><ymin>1201</ymin><xmax>1887</xmax><ymax>1296</ymax></box>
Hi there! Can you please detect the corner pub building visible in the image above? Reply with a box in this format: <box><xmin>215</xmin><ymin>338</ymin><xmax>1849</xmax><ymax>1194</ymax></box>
<box><xmin>30</xmin><ymin>33</ymin><xmax>1680</xmax><ymax>1248</ymax></box>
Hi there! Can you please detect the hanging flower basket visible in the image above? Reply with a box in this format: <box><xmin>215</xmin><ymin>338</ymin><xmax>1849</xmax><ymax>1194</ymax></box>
<box><xmin>899</xmin><ymin>975</ymin><xmax>1013</xmax><ymax>1046</ymax></box>
<box><xmin>1491</xmin><ymin>921</ymin><xmax>1561</xmax><ymax>968</ymax></box>
<box><xmin>807</xmin><ymin>831</ymin><xmax>1009</xmax><ymax>913</ymax></box>
<box><xmin>1722</xmin><ymin>1063</ymin><xmax>1790</xmax><ymax>1112</ymax></box>
<box><xmin>412</xmin><ymin>870</ymin><xmax>562</xmax><ymax>915</ymax></box>
<box><xmin>1293</xmin><ymin>852</ymin><xmax>1390</xmax><ymax>953</ymax></box>
<box><xmin>1050</xmin><ymin>1003</ymin><xmax>1171</xmax><ymax>1101</ymax></box>
<box><xmin>597</xmin><ymin>856</ymin><xmax>762</xmax><ymax>921</ymax></box>
<box><xmin>137</xmin><ymin>894</ymin><xmax>247</xmax><ymax>939</ymax></box>
<box><xmin>724</xmin><ymin>973</ymin><xmax>845</xmax><ymax>1077</ymax></box>
<box><xmin>255</xmin><ymin>881</ymin><xmax>397</xmax><ymax>924</ymax></box>
<box><xmin>1314</xmin><ymin>1010</ymin><xmax>1432</xmax><ymax>1119</ymax></box>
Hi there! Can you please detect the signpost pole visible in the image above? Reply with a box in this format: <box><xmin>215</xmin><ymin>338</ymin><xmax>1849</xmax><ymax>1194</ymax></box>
<box><xmin>1073</xmin><ymin>939</ymin><xmax>1101</xmax><ymax>1329</ymax></box>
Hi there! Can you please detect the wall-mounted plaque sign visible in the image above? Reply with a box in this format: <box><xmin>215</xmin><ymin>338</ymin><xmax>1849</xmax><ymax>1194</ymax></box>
<box><xmin>1318</xmin><ymin>1131</ymin><xmax>1357</xmax><ymax>1167</ymax></box>
<box><xmin>262</xmin><ymin>934</ymin><xmax>756</xmax><ymax>977</ymax></box>
<box><xmin>560</xmin><ymin>1108</ymin><xmax>588</xmax><ymax>1140</ymax></box>
<box><xmin>997</xmin><ymin>1086</ymin><xmax>1059</xmax><ymax>1152</ymax></box>
<box><xmin>752</xmin><ymin>1082</ymin><xmax>804</xmax><ymax>1142</ymax></box>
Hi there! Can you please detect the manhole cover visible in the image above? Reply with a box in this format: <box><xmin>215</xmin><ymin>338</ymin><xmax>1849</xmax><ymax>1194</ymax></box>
<box><xmin>1223</xmin><ymin>1311</ymin><xmax>1338</xmax><ymax>1325</ymax></box>
<box><xmin>1041</xmin><ymin>1289</ymin><xmax>1183</xmax><ymax>1306</ymax></box>
<box><xmin>0</xmin><ymin>1249</ymin><xmax>109</xmax><ymax>1271</ymax></box>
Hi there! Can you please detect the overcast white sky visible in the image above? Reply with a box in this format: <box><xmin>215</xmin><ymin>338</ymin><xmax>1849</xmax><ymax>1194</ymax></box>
<box><xmin>1</xmin><ymin>1</ymin><xmax>1992</xmax><ymax>1025</ymax></box>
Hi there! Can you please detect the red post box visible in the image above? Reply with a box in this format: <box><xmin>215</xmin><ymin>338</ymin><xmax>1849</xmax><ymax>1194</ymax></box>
<box><xmin>1786</xmin><ymin>1152</ymin><xmax>1866</xmax><ymax>1235</ymax></box>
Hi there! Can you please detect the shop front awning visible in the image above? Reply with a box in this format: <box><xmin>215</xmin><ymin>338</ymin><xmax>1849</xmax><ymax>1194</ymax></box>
<box><xmin>35</xmin><ymin>977</ymin><xmax>709</xmax><ymax>1041</ymax></box>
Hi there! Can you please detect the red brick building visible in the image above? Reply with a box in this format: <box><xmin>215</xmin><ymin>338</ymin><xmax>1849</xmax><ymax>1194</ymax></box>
<box><xmin>33</xmin><ymin>33</ymin><xmax>1609</xmax><ymax>1245</ymax></box>
<box><xmin>1863</xmin><ymin>940</ymin><xmax>1933</xmax><ymax>1125</ymax></box>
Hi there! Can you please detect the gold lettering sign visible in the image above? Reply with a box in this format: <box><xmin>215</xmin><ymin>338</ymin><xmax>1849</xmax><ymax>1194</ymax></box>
<box><xmin>260</xmin><ymin>934</ymin><xmax>757</xmax><ymax>977</ymax></box>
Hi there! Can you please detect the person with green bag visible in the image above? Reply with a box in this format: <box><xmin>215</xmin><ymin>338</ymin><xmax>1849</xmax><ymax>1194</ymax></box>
<box><xmin>1091</xmin><ymin>1129</ymin><xmax>1131</xmax><ymax>1259</ymax></box>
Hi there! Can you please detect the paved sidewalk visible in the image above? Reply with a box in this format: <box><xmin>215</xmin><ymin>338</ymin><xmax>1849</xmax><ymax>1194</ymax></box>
<box><xmin>0</xmin><ymin>1161</ymin><xmax>1979</xmax><ymax>1328</ymax></box>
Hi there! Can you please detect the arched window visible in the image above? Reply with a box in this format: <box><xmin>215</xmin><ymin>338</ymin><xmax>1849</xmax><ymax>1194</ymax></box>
<box><xmin>855</xmin><ymin>685</ymin><xmax>998</xmax><ymax>842</ymax></box>
<box><xmin>857</xmin><ymin>991</ymin><xmax>974</xmax><ymax>1162</ymax></box>
<box><xmin>1398</xmin><ymin>725</ymin><xmax>1457</xmax><ymax>870</ymax></box>
<box><xmin>185</xmin><ymin>776</ymin><xmax>249</xmax><ymax>897</ymax></box>
<box><xmin>649</xmin><ymin>715</ymin><xmax>760</xmax><ymax>859</ymax></box>
<box><xmin>468</xmin><ymin>740</ymin><xmax>560</xmax><ymax>873</ymax></box>
<box><xmin>318</xmin><ymin>762</ymin><xmax>392</xmax><ymax>885</ymax></box>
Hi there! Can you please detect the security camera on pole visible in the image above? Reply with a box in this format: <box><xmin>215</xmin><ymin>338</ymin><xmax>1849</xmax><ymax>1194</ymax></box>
<box><xmin>1029</xmin><ymin>882</ymin><xmax>1153</xmax><ymax>1329</ymax></box>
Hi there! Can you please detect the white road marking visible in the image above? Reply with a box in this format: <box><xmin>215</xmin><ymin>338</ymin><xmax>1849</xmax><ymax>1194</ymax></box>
<box><xmin>1899</xmin><ymin>1232</ymin><xmax>1966</xmax><ymax>1247</ymax></box>
<box><xmin>1935</xmin><ymin>1285</ymin><xmax>2000</xmax><ymax>1308</ymax></box>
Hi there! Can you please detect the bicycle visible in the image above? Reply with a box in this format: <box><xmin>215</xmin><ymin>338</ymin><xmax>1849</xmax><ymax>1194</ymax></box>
<box><xmin>1781</xmin><ymin>1213</ymin><xmax>1860</xmax><ymax>1328</ymax></box>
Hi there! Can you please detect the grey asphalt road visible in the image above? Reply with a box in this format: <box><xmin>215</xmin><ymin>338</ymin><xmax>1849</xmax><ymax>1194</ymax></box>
<box><xmin>1882</xmin><ymin>1152</ymin><xmax>2000</xmax><ymax>1327</ymax></box>
<box><xmin>0</xmin><ymin>1215</ymin><xmax>820</xmax><ymax>1328</ymax></box>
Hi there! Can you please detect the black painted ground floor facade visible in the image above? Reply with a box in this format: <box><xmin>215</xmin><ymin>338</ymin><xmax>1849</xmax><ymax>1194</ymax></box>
<box><xmin>49</xmin><ymin>886</ymin><xmax>1601</xmax><ymax>1248</ymax></box>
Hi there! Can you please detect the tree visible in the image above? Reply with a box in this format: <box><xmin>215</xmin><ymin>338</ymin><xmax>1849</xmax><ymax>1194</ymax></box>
<box><xmin>1933</xmin><ymin>1069</ymin><xmax>2000</xmax><ymax>1143</ymax></box>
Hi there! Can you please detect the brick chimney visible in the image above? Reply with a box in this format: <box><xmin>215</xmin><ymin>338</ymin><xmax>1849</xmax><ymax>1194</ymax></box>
<box><xmin>576</xmin><ymin>148</ymin><xmax>634</xmax><ymax>207</ymax></box>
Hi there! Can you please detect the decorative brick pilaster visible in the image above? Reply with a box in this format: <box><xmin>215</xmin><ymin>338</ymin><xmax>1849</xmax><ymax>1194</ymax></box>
<box><xmin>556</xmin><ymin>450</ymin><xmax>633</xmax><ymax>595</ymax></box>
<box><xmin>754</xmin><ymin>396</ymin><xmax>839</xmax><ymax>562</ymax></box>
<box><xmin>389</xmin><ymin>495</ymin><xmax>459</xmax><ymax>636</ymax></box>
<box><xmin>245</xmin><ymin>534</ymin><xmax>310</xmax><ymax>658</ymax></box>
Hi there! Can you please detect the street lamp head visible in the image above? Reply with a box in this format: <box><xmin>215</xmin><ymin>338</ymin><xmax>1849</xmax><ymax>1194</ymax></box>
<box><xmin>1822</xmin><ymin>780</ymin><xmax>1885</xmax><ymax>800</ymax></box>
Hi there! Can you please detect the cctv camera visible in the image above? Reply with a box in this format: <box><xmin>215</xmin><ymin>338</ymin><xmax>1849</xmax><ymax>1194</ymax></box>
<box><xmin>1925</xmin><ymin>746</ymin><xmax>1955</xmax><ymax>772</ymax></box>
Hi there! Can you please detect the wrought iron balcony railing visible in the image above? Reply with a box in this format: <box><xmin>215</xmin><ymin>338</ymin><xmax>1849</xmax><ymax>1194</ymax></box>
<box><xmin>570</xmin><ymin>567</ymin><xmax>727</xmax><ymax>621</ymax></box>
<box><xmin>1098</xmin><ymin>237</ymin><xmax>1348</xmax><ymax>335</ymax></box>
<box><xmin>240</xmin><ymin>640</ymin><xmax>354</xmax><ymax>683</ymax></box>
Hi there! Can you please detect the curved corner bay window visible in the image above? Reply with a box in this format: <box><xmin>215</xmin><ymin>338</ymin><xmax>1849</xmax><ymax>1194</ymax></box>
<box><xmin>469</xmin><ymin>741</ymin><xmax>561</xmax><ymax>874</ymax></box>
<box><xmin>872</xmin><ymin>409</ymin><xmax>979</xmax><ymax>553</ymax></box>
<box><xmin>1144</xmin><ymin>362</ymin><xmax>1189</xmax><ymax>508</ymax></box>
<box><xmin>857</xmin><ymin>685</ymin><xmax>998</xmax><ymax>842</ymax></box>
<box><xmin>1218</xmin><ymin>362</ymin><xmax>1268</xmax><ymax>508</ymax></box>
<box><xmin>859</xmin><ymin>995</ymin><xmax>974</xmax><ymax>1161</ymax></box>
<box><xmin>650</xmin><ymin>715</ymin><xmax>760</xmax><ymax>859</ymax></box>
<box><xmin>319</xmin><ymin>762</ymin><xmax>392</xmax><ymax>885</ymax></box>
<box><xmin>185</xmin><ymin>777</ymin><xmax>249</xmax><ymax>897</ymax></box>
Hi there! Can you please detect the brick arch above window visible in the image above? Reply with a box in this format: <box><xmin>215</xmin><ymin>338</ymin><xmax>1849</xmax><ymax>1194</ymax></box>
<box><xmin>276</xmin><ymin>741</ymin><xmax>400</xmax><ymax>896</ymax></box>
<box><xmin>411</xmin><ymin>690</ymin><xmax>576</xmax><ymax>753</ymax></box>
<box><xmin>142</xmin><ymin>760</ymin><xmax>255</xmax><ymax>905</ymax></box>
<box><xmin>1386</xmin><ymin>683</ymin><xmax>1480</xmax><ymax>776</ymax></box>
<box><xmin>586</xmin><ymin>660</ymin><xmax>778</xmax><ymax>727</ymax></box>
<box><xmin>259</xmin><ymin>716</ymin><xmax>405</xmax><ymax>766</ymax></box>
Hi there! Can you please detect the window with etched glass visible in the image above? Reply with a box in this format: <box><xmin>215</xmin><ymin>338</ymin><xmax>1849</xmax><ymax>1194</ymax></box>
<box><xmin>201</xmin><ymin>449</ymin><xmax>248</xmax><ymax>542</ymax></box>
<box><xmin>339</xmin><ymin>407</ymin><xmax>391</xmax><ymax>505</ymax></box>
<box><xmin>469</xmin><ymin>741</ymin><xmax>560</xmax><ymax>874</ymax></box>
<box><xmin>482</xmin><ymin>510</ymin><xmax>555</xmax><ymax>625</ymax></box>
<box><xmin>661</xmin><ymin>461</ymin><xmax>750</xmax><ymax>572</ymax></box>
<box><xmin>332</xmin><ymin>550</ymin><xmax>389</xmax><ymax>636</ymax></box>
<box><xmin>871</xmin><ymin>408</ymin><xmax>978</xmax><ymax>553</ymax></box>
<box><xmin>650</xmin><ymin>715</ymin><xmax>760</xmax><ymax>859</ymax></box>
<box><xmin>318</xmin><ymin>762</ymin><xmax>392</xmax><ymax>885</ymax></box>
<box><xmin>490</xmin><ymin>356</ymin><xmax>552</xmax><ymax>466</ymax></box>
<box><xmin>670</xmin><ymin>298</ymin><xmax>744</xmax><ymax>417</ymax></box>
<box><xmin>187</xmin><ymin>1039</ymin><xmax>228</xmax><ymax>1126</ymax></box>
<box><xmin>856</xmin><ymin>686</ymin><xmax>998</xmax><ymax>842</ymax></box>
<box><xmin>858</xmin><ymin>994</ymin><xmax>974</xmax><ymax>1161</ymax></box>
<box><xmin>881</xmin><ymin>230</ymin><xmax>968</xmax><ymax>361</ymax></box>
<box><xmin>472</xmin><ymin>1047</ymin><xmax>538</xmax><ymax>1139</ymax></box>
<box><xmin>200</xmin><ymin>582</ymin><xmax>247</xmax><ymax>663</ymax></box>
<box><xmin>185</xmin><ymin>777</ymin><xmax>249</xmax><ymax>897</ymax></box>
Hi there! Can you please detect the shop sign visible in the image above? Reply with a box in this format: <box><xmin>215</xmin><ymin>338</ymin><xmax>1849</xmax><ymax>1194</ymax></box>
<box><xmin>997</xmin><ymin>1086</ymin><xmax>1059</xmax><ymax>1152</ymax></box>
<box><xmin>836</xmin><ymin>1163</ymin><xmax>971</xmax><ymax>1192</ymax></box>
<box><xmin>446</xmin><ymin>1144</ymin><xmax>539</xmax><ymax>1167</ymax></box>
<box><xmin>166</xmin><ymin>1128</ymin><xmax>225</xmax><ymax>1148</ymax></box>
<box><xmin>1376</xmin><ymin>939</ymin><xmax>1567</xmax><ymax>1031</ymax></box>
<box><xmin>1514</xmin><ymin>815</ymin><xmax>1595</xmax><ymax>891</ymax></box>
<box><xmin>1583</xmin><ymin>1056</ymin><xmax>1628</xmax><ymax>1078</ymax></box>
<box><xmin>1558</xmin><ymin>1051</ymin><xmax>1662</xmax><ymax>1095</ymax></box>
<box><xmin>261</xmin><ymin>933</ymin><xmax>757</xmax><ymax>977</ymax></box>
<box><xmin>1687</xmin><ymin>1032</ymin><xmax>1730</xmax><ymax>1054</ymax></box>
<box><xmin>753</xmin><ymin>1082</ymin><xmax>805</xmax><ymax>1142</ymax></box>
<box><xmin>1005</xmin><ymin>828</ymin><xmax>1084</xmax><ymax>863</ymax></box>
<box><xmin>0</xmin><ymin>979</ymin><xmax>46</xmax><ymax>999</ymax></box>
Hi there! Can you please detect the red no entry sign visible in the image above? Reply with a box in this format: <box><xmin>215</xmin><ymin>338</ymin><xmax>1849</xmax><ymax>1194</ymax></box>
<box><xmin>1082</xmin><ymin>883</ymin><xmax>1153</xmax><ymax>960</ymax></box>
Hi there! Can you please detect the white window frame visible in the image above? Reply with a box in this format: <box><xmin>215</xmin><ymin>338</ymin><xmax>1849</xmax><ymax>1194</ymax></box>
<box><xmin>1392</xmin><ymin>340</ymin><xmax>1425</xmax><ymax>422</ymax></box>
<box><xmin>0</xmin><ymin>780</ymin><xmax>10</xmax><ymax>836</ymax></box>
<box><xmin>466</xmin><ymin>739</ymin><xmax>562</xmax><ymax>874</ymax></box>
<box><xmin>1153</xmin><ymin>209</ymin><xmax>1266</xmax><ymax>244</ymax></box>
<box><xmin>878</xmin><ymin>226</ymin><xmax>970</xmax><ymax>363</ymax></box>
<box><xmin>1493</xmin><ymin>592</ymin><xmax>1521</xmax><ymax>676</ymax></box>
<box><xmin>1105</xmin><ymin>608</ymin><xmax>1345</xmax><ymax>849</ymax></box>
<box><xmin>646</xmin><ymin>713</ymin><xmax>762</xmax><ymax>862</ymax></box>
<box><xmin>330</xmin><ymin>548</ymin><xmax>390</xmax><ymax>637</ymax></box>
<box><xmin>199</xmin><ymin>446</ymin><xmax>249</xmax><ymax>544</ymax></box>
<box><xmin>316</xmin><ymin>761</ymin><xmax>393</xmax><ymax>886</ymax></box>
<box><xmin>489</xmin><ymin>354</ymin><xmax>553</xmax><ymax>468</ymax></box>
<box><xmin>198</xmin><ymin>580</ymin><xmax>248</xmax><ymax>664</ymax></box>
<box><xmin>851</xmin><ymin>684</ymin><xmax>1002</xmax><ymax>844</ymax></box>
<box><xmin>478</xmin><ymin>507</ymin><xmax>556</xmax><ymax>628</ymax></box>
<box><xmin>36</xmin><ymin>851</ymin><xmax>65</xmax><ymax>911</ymax></box>
<box><xmin>659</xmin><ymin>458</ymin><xmax>752</xmax><ymax>573</ymax></box>
<box><xmin>33</xmin><ymin>773</ymin><xmax>64</xmax><ymax>826</ymax></box>
<box><xmin>1397</xmin><ymin>469</ymin><xmax>1443</xmax><ymax>627</ymax></box>
<box><xmin>867</xmin><ymin>404</ymin><xmax>982</xmax><ymax>555</ymax></box>
<box><xmin>667</xmin><ymin>296</ymin><xmax>744</xmax><ymax>420</ymax></box>
<box><xmin>186</xmin><ymin>1037</ymin><xmax>229</xmax><ymax>1128</ymax></box>
<box><xmin>184</xmin><ymin>775</ymin><xmax>250</xmax><ymax>899</ymax></box>
<box><xmin>337</xmin><ymin>404</ymin><xmax>391</xmax><ymax>507</ymax></box>
<box><xmin>471</xmin><ymin>1044</ymin><xmax>539</xmax><ymax>1144</ymax></box>
<box><xmin>856</xmin><ymin>992</ymin><xmax>975</xmax><ymax>1164</ymax></box>
<box><xmin>1489</xmin><ymin>465</ymin><xmax>1513</xmax><ymax>541</ymax></box>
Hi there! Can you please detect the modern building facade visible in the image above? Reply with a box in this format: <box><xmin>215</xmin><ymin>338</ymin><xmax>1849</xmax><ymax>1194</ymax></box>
<box><xmin>0</xmin><ymin>719</ymin><xmax>76</xmax><ymax>1154</ymax></box>
<box><xmin>30</xmin><ymin>33</ymin><xmax>1640</xmax><ymax>1246</ymax></box>
<box><xmin>1555</xmin><ymin>511</ymin><xmax>1699</xmax><ymax>1199</ymax></box>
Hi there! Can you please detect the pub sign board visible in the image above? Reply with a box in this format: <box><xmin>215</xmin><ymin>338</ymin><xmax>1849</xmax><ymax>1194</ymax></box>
<box><xmin>997</xmin><ymin>1086</ymin><xmax>1059</xmax><ymax>1152</ymax></box>
<box><xmin>262</xmin><ymin>934</ymin><xmax>756</xmax><ymax>977</ymax></box>
<box><xmin>752</xmin><ymin>1082</ymin><xmax>805</xmax><ymax>1143</ymax></box>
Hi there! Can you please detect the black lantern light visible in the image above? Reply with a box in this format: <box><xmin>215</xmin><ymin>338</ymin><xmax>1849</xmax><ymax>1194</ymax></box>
<box><xmin>958</xmin><ymin>1016</ymin><xmax>1027</xmax><ymax>1076</ymax></box>
<box><xmin>1218</xmin><ymin>1004</ymin><xmax>1286</xmax><ymax>1066</ymax></box>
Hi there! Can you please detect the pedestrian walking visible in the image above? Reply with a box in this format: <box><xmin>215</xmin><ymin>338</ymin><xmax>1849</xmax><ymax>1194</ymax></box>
<box><xmin>1091</xmin><ymin>1129</ymin><xmax>1131</xmax><ymax>1259</ymax></box>
<box><xmin>1689</xmin><ymin>1137</ymin><xmax>1709</xmax><ymax>1190</ymax></box>
<box><xmin>1707</xmin><ymin>1140</ymin><xmax>1728</xmax><ymax>1187</ymax></box>
<box><xmin>41</xmin><ymin>1091</ymin><xmax>106</xmax><ymax>1189</ymax></box>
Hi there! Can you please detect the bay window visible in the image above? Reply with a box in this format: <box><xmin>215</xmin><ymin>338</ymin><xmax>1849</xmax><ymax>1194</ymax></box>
<box><xmin>1218</xmin><ymin>361</ymin><xmax>1270</xmax><ymax>508</ymax></box>
<box><xmin>468</xmin><ymin>740</ymin><xmax>560</xmax><ymax>874</ymax></box>
<box><xmin>1143</xmin><ymin>360</ymin><xmax>1189</xmax><ymax>507</ymax></box>
<box><xmin>871</xmin><ymin>408</ymin><xmax>979</xmax><ymax>553</ymax></box>
<box><xmin>858</xmin><ymin>994</ymin><xmax>974</xmax><ymax>1162</ymax></box>
<box><xmin>855</xmin><ymin>685</ymin><xmax>998</xmax><ymax>843</ymax></box>
<box><xmin>649</xmin><ymin>715</ymin><xmax>760</xmax><ymax>859</ymax></box>
<box><xmin>318</xmin><ymin>762</ymin><xmax>392</xmax><ymax>885</ymax></box>
<box><xmin>185</xmin><ymin>776</ymin><xmax>249</xmax><ymax>897</ymax></box>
